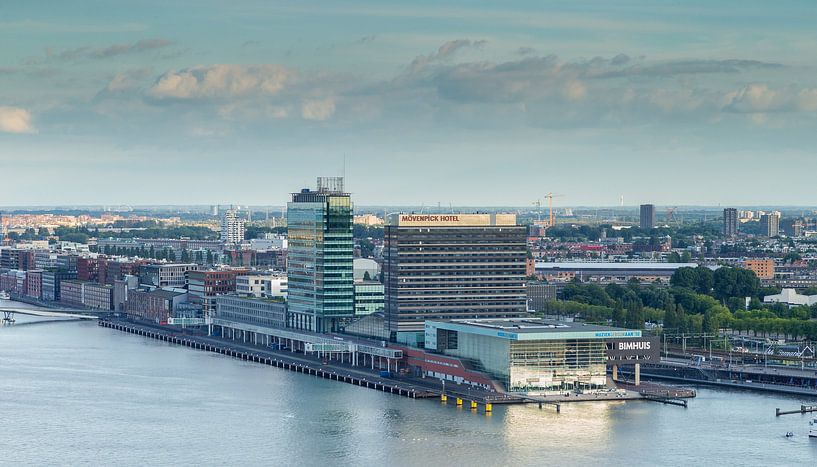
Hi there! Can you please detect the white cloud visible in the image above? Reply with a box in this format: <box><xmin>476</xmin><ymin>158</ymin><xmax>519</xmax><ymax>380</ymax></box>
<box><xmin>147</xmin><ymin>64</ymin><xmax>292</xmax><ymax>100</ymax></box>
<box><xmin>0</xmin><ymin>107</ymin><xmax>35</xmax><ymax>133</ymax></box>
<box><xmin>301</xmin><ymin>97</ymin><xmax>336</xmax><ymax>121</ymax></box>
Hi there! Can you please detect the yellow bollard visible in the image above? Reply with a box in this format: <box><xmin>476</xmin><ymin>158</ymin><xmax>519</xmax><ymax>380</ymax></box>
<box><xmin>441</xmin><ymin>394</ymin><xmax>447</xmax><ymax>402</ymax></box>
<box><xmin>456</xmin><ymin>398</ymin><xmax>463</xmax><ymax>406</ymax></box>
<box><xmin>470</xmin><ymin>400</ymin><xmax>478</xmax><ymax>410</ymax></box>
<box><xmin>485</xmin><ymin>403</ymin><xmax>492</xmax><ymax>413</ymax></box>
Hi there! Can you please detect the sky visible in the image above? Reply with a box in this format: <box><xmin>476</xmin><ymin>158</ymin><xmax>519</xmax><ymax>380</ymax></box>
<box><xmin>1</xmin><ymin>0</ymin><xmax>817</xmax><ymax>207</ymax></box>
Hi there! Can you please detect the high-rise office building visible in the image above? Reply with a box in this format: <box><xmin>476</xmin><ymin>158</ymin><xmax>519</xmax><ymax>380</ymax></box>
<box><xmin>383</xmin><ymin>213</ymin><xmax>528</xmax><ymax>345</ymax></box>
<box><xmin>760</xmin><ymin>212</ymin><xmax>780</xmax><ymax>237</ymax></box>
<box><xmin>723</xmin><ymin>208</ymin><xmax>738</xmax><ymax>238</ymax></box>
<box><xmin>220</xmin><ymin>209</ymin><xmax>245</xmax><ymax>244</ymax></box>
<box><xmin>640</xmin><ymin>204</ymin><xmax>656</xmax><ymax>230</ymax></box>
<box><xmin>286</xmin><ymin>177</ymin><xmax>354</xmax><ymax>332</ymax></box>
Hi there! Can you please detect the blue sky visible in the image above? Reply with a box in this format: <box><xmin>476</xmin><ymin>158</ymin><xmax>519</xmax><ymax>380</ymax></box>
<box><xmin>1</xmin><ymin>1</ymin><xmax>816</xmax><ymax>206</ymax></box>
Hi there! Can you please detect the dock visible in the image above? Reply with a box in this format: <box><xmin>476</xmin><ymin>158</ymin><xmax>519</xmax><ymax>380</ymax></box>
<box><xmin>775</xmin><ymin>405</ymin><xmax>817</xmax><ymax>416</ymax></box>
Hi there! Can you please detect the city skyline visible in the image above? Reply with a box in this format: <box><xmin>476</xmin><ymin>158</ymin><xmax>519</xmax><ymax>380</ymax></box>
<box><xmin>2</xmin><ymin>1</ymin><xmax>817</xmax><ymax>206</ymax></box>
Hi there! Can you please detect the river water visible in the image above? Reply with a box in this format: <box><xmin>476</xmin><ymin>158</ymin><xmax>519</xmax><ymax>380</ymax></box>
<box><xmin>1</xmin><ymin>303</ymin><xmax>816</xmax><ymax>466</ymax></box>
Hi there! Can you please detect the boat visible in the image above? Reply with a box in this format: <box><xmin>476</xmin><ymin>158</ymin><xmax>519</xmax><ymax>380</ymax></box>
<box><xmin>0</xmin><ymin>291</ymin><xmax>10</xmax><ymax>300</ymax></box>
<box><xmin>810</xmin><ymin>430</ymin><xmax>817</xmax><ymax>438</ymax></box>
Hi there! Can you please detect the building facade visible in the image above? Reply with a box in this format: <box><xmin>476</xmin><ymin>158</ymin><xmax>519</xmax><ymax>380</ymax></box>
<box><xmin>743</xmin><ymin>259</ymin><xmax>775</xmax><ymax>280</ymax></box>
<box><xmin>526</xmin><ymin>282</ymin><xmax>557</xmax><ymax>312</ymax></box>
<box><xmin>286</xmin><ymin>177</ymin><xmax>355</xmax><ymax>333</ymax></box>
<box><xmin>425</xmin><ymin>318</ymin><xmax>644</xmax><ymax>393</ymax></box>
<box><xmin>188</xmin><ymin>269</ymin><xmax>247</xmax><ymax>317</ymax></box>
<box><xmin>760</xmin><ymin>213</ymin><xmax>781</xmax><ymax>237</ymax></box>
<box><xmin>139</xmin><ymin>263</ymin><xmax>199</xmax><ymax>288</ymax></box>
<box><xmin>639</xmin><ymin>204</ymin><xmax>656</xmax><ymax>230</ymax></box>
<box><xmin>221</xmin><ymin>209</ymin><xmax>245</xmax><ymax>244</ymax></box>
<box><xmin>723</xmin><ymin>208</ymin><xmax>738</xmax><ymax>238</ymax></box>
<box><xmin>214</xmin><ymin>295</ymin><xmax>287</xmax><ymax>330</ymax></box>
<box><xmin>384</xmin><ymin>213</ymin><xmax>528</xmax><ymax>345</ymax></box>
<box><xmin>354</xmin><ymin>280</ymin><xmax>385</xmax><ymax>316</ymax></box>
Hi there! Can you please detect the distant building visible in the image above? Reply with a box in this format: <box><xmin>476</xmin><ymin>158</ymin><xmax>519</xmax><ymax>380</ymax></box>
<box><xmin>743</xmin><ymin>259</ymin><xmax>775</xmax><ymax>280</ymax></box>
<box><xmin>353</xmin><ymin>258</ymin><xmax>380</xmax><ymax>281</ymax></box>
<box><xmin>760</xmin><ymin>212</ymin><xmax>780</xmax><ymax>237</ymax></box>
<box><xmin>353</xmin><ymin>214</ymin><xmax>384</xmax><ymax>226</ymax></box>
<box><xmin>764</xmin><ymin>288</ymin><xmax>817</xmax><ymax>307</ymax></box>
<box><xmin>220</xmin><ymin>209</ymin><xmax>245</xmax><ymax>244</ymax></box>
<box><xmin>287</xmin><ymin>177</ymin><xmax>355</xmax><ymax>332</ymax></box>
<box><xmin>384</xmin><ymin>213</ymin><xmax>528</xmax><ymax>345</ymax></box>
<box><xmin>354</xmin><ymin>280</ymin><xmax>384</xmax><ymax>316</ymax></box>
<box><xmin>782</xmin><ymin>218</ymin><xmax>804</xmax><ymax>238</ymax></box>
<box><xmin>723</xmin><ymin>208</ymin><xmax>738</xmax><ymax>238</ymax></box>
<box><xmin>639</xmin><ymin>204</ymin><xmax>656</xmax><ymax>230</ymax></box>
<box><xmin>25</xmin><ymin>270</ymin><xmax>43</xmax><ymax>300</ymax></box>
<box><xmin>535</xmin><ymin>261</ymin><xmax>701</xmax><ymax>284</ymax></box>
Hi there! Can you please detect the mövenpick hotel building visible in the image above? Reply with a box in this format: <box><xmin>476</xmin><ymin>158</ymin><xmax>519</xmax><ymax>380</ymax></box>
<box><xmin>383</xmin><ymin>213</ymin><xmax>529</xmax><ymax>345</ymax></box>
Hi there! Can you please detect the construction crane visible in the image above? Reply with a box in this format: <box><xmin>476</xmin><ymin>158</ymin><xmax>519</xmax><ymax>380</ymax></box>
<box><xmin>544</xmin><ymin>193</ymin><xmax>564</xmax><ymax>227</ymax></box>
<box><xmin>666</xmin><ymin>206</ymin><xmax>678</xmax><ymax>225</ymax></box>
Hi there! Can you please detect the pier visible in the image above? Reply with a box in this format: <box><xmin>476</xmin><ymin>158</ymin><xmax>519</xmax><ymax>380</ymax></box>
<box><xmin>775</xmin><ymin>405</ymin><xmax>817</xmax><ymax>416</ymax></box>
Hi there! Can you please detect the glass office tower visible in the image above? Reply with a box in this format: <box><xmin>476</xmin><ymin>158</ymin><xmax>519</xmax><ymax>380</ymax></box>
<box><xmin>287</xmin><ymin>177</ymin><xmax>355</xmax><ymax>332</ymax></box>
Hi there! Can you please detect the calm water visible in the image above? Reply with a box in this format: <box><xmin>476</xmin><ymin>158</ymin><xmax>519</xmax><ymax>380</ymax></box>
<box><xmin>2</xmin><ymin>303</ymin><xmax>816</xmax><ymax>466</ymax></box>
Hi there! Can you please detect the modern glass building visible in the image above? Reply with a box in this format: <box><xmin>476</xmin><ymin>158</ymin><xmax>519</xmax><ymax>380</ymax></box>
<box><xmin>354</xmin><ymin>280</ymin><xmax>385</xmax><ymax>316</ymax></box>
<box><xmin>425</xmin><ymin>318</ymin><xmax>641</xmax><ymax>394</ymax></box>
<box><xmin>287</xmin><ymin>177</ymin><xmax>355</xmax><ymax>332</ymax></box>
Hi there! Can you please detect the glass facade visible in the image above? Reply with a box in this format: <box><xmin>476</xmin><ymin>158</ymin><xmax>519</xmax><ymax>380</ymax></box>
<box><xmin>287</xmin><ymin>184</ymin><xmax>354</xmax><ymax>332</ymax></box>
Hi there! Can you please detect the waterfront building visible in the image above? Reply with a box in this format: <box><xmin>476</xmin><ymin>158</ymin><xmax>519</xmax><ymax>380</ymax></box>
<box><xmin>125</xmin><ymin>289</ymin><xmax>188</xmax><ymax>323</ymax></box>
<box><xmin>188</xmin><ymin>269</ymin><xmax>248</xmax><ymax>317</ymax></box>
<box><xmin>424</xmin><ymin>318</ymin><xmax>643</xmax><ymax>393</ymax></box>
<box><xmin>41</xmin><ymin>270</ymin><xmax>77</xmax><ymax>301</ymax></box>
<box><xmin>723</xmin><ymin>208</ymin><xmax>738</xmax><ymax>238</ymax></box>
<box><xmin>354</xmin><ymin>280</ymin><xmax>385</xmax><ymax>316</ymax></box>
<box><xmin>59</xmin><ymin>280</ymin><xmax>85</xmax><ymax>308</ymax></box>
<box><xmin>743</xmin><ymin>259</ymin><xmax>775</xmax><ymax>280</ymax></box>
<box><xmin>139</xmin><ymin>263</ymin><xmax>199</xmax><ymax>288</ymax></box>
<box><xmin>286</xmin><ymin>177</ymin><xmax>355</xmax><ymax>333</ymax></box>
<box><xmin>55</xmin><ymin>254</ymin><xmax>78</xmax><ymax>272</ymax></box>
<box><xmin>25</xmin><ymin>270</ymin><xmax>43</xmax><ymax>300</ymax></box>
<box><xmin>221</xmin><ymin>209</ymin><xmax>245</xmax><ymax>244</ymax></box>
<box><xmin>214</xmin><ymin>295</ymin><xmax>287</xmax><ymax>330</ymax></box>
<box><xmin>384</xmin><ymin>213</ymin><xmax>528</xmax><ymax>345</ymax></box>
<box><xmin>640</xmin><ymin>204</ymin><xmax>656</xmax><ymax>230</ymax></box>
<box><xmin>82</xmin><ymin>282</ymin><xmax>114</xmax><ymax>310</ymax></box>
<box><xmin>760</xmin><ymin>212</ymin><xmax>781</xmax><ymax>237</ymax></box>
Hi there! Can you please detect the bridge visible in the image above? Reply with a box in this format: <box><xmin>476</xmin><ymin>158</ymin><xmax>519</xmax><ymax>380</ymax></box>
<box><xmin>0</xmin><ymin>306</ymin><xmax>104</xmax><ymax>323</ymax></box>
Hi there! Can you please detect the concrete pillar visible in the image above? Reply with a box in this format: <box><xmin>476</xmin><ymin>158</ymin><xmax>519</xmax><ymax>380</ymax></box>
<box><xmin>612</xmin><ymin>364</ymin><xmax>618</xmax><ymax>382</ymax></box>
<box><xmin>635</xmin><ymin>363</ymin><xmax>641</xmax><ymax>386</ymax></box>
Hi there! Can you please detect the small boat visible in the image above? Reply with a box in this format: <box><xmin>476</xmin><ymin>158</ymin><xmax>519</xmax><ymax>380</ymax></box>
<box><xmin>810</xmin><ymin>430</ymin><xmax>817</xmax><ymax>438</ymax></box>
<box><xmin>786</xmin><ymin>431</ymin><xmax>794</xmax><ymax>438</ymax></box>
<box><xmin>0</xmin><ymin>291</ymin><xmax>10</xmax><ymax>300</ymax></box>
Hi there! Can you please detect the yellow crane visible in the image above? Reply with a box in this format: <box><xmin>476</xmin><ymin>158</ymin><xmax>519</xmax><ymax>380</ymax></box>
<box><xmin>544</xmin><ymin>193</ymin><xmax>564</xmax><ymax>227</ymax></box>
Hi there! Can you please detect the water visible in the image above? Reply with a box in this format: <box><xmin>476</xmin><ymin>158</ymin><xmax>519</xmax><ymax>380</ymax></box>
<box><xmin>2</xmin><ymin>305</ymin><xmax>817</xmax><ymax>466</ymax></box>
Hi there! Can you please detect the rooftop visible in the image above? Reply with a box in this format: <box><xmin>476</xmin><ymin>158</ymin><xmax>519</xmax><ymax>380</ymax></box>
<box><xmin>427</xmin><ymin>318</ymin><xmax>641</xmax><ymax>341</ymax></box>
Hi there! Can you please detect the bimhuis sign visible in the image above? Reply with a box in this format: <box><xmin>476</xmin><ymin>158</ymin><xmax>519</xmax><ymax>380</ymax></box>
<box><xmin>606</xmin><ymin>336</ymin><xmax>660</xmax><ymax>364</ymax></box>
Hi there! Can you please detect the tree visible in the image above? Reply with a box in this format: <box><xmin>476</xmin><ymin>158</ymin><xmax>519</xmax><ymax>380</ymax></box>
<box><xmin>206</xmin><ymin>250</ymin><xmax>214</xmax><ymax>264</ymax></box>
<box><xmin>181</xmin><ymin>249</ymin><xmax>190</xmax><ymax>263</ymax></box>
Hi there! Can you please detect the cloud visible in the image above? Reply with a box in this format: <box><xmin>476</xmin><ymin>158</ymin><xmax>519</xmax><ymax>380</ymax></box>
<box><xmin>724</xmin><ymin>84</ymin><xmax>817</xmax><ymax>113</ymax></box>
<box><xmin>409</xmin><ymin>39</ymin><xmax>487</xmax><ymax>72</ymax></box>
<box><xmin>41</xmin><ymin>38</ymin><xmax>174</xmax><ymax>62</ymax></box>
<box><xmin>301</xmin><ymin>97</ymin><xmax>336</xmax><ymax>121</ymax></box>
<box><xmin>0</xmin><ymin>107</ymin><xmax>35</xmax><ymax>133</ymax></box>
<box><xmin>147</xmin><ymin>64</ymin><xmax>293</xmax><ymax>100</ymax></box>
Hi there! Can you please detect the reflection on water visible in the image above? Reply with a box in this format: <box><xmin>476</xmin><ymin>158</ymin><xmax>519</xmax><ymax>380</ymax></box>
<box><xmin>2</xmin><ymin>312</ymin><xmax>816</xmax><ymax>466</ymax></box>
